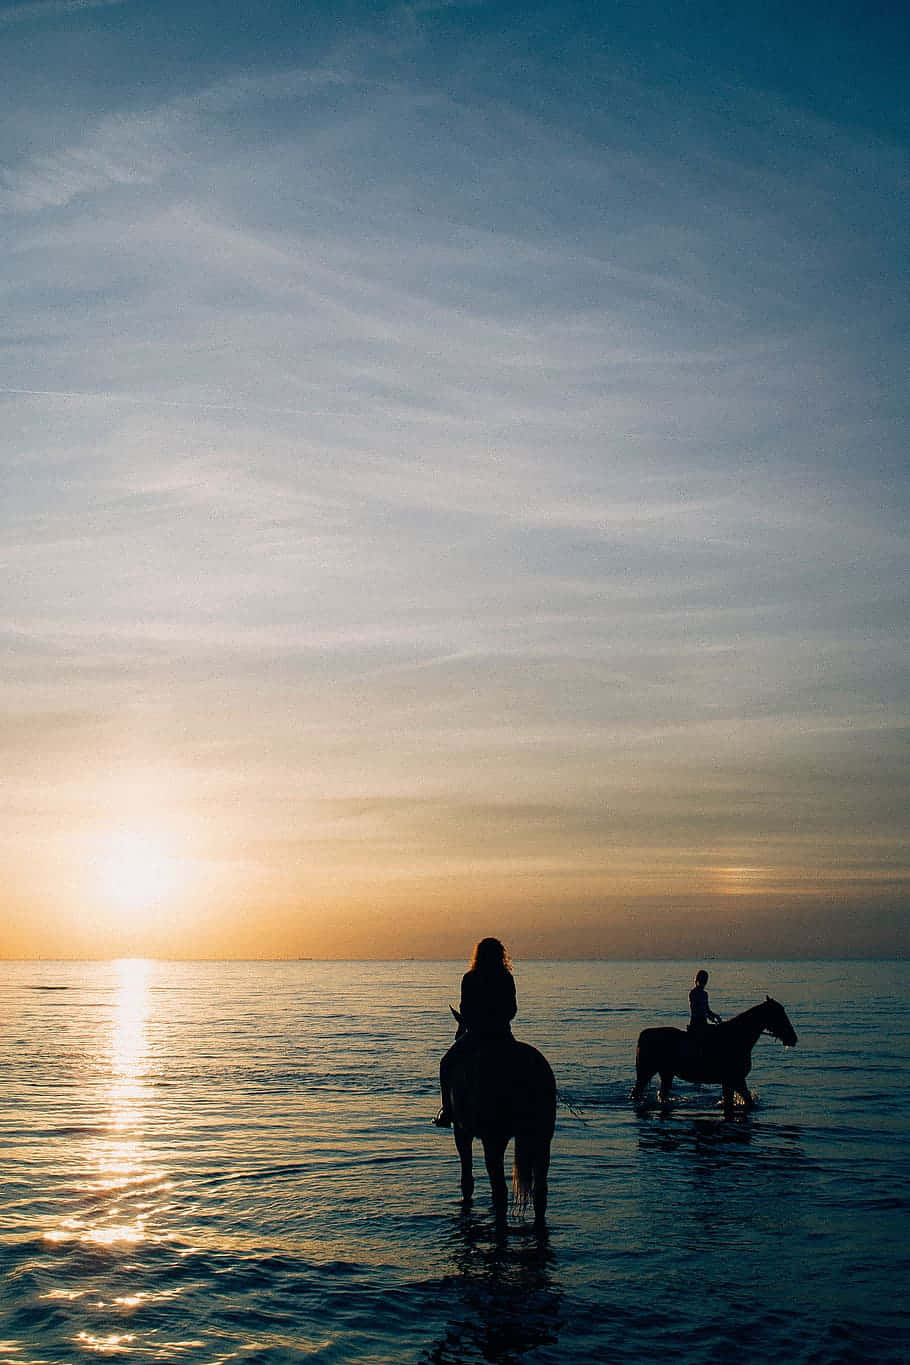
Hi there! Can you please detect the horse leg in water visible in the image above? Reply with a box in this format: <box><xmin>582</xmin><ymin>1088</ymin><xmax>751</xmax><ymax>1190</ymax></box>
<box><xmin>481</xmin><ymin>1133</ymin><xmax>510</xmax><ymax>1216</ymax></box>
<box><xmin>722</xmin><ymin>1076</ymin><xmax>753</xmax><ymax>1114</ymax></box>
<box><xmin>453</xmin><ymin>1124</ymin><xmax>474</xmax><ymax>1203</ymax></box>
<box><xmin>532</xmin><ymin>1150</ymin><xmax>550</xmax><ymax>1225</ymax></box>
<box><xmin>631</xmin><ymin>1061</ymin><xmax>654</xmax><ymax>1102</ymax></box>
<box><xmin>657</xmin><ymin>1071</ymin><xmax>675</xmax><ymax>1106</ymax></box>
<box><xmin>631</xmin><ymin>1038</ymin><xmax>655</xmax><ymax>1101</ymax></box>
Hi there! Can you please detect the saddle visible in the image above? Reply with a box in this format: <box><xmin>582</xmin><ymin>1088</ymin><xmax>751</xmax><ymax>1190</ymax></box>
<box><xmin>681</xmin><ymin>1027</ymin><xmax>715</xmax><ymax>1072</ymax></box>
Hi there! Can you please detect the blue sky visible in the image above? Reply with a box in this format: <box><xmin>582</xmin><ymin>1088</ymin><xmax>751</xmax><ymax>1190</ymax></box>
<box><xmin>2</xmin><ymin>0</ymin><xmax>908</xmax><ymax>958</ymax></box>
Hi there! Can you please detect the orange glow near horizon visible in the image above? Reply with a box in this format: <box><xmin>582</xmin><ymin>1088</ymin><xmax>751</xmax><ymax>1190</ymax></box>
<box><xmin>0</xmin><ymin>790</ymin><xmax>905</xmax><ymax>960</ymax></box>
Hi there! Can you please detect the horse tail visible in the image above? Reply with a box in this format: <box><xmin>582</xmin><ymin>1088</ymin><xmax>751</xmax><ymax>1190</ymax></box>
<box><xmin>512</xmin><ymin>1131</ymin><xmax>551</xmax><ymax>1213</ymax></box>
<box><xmin>512</xmin><ymin>1134</ymin><xmax>536</xmax><ymax>1211</ymax></box>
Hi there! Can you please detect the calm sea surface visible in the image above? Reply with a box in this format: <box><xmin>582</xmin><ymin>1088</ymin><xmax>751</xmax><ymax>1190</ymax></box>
<box><xmin>1</xmin><ymin>959</ymin><xmax>907</xmax><ymax>1363</ymax></box>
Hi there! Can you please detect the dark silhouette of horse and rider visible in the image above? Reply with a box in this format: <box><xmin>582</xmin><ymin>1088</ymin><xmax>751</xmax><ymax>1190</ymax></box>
<box><xmin>433</xmin><ymin>947</ymin><xmax>798</xmax><ymax>1221</ymax></box>
<box><xmin>434</xmin><ymin>938</ymin><xmax>555</xmax><ymax>1227</ymax></box>
<box><xmin>632</xmin><ymin>966</ymin><xmax>798</xmax><ymax>1114</ymax></box>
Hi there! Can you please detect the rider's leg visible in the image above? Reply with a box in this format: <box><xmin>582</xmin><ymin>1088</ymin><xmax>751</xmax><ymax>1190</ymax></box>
<box><xmin>455</xmin><ymin>1124</ymin><xmax>474</xmax><ymax>1201</ymax></box>
<box><xmin>435</xmin><ymin>1046</ymin><xmax>455</xmax><ymax>1126</ymax></box>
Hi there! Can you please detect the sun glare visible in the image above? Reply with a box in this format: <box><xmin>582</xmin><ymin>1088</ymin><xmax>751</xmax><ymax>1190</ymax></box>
<box><xmin>713</xmin><ymin>865</ymin><xmax>767</xmax><ymax>896</ymax></box>
<box><xmin>99</xmin><ymin>831</ymin><xmax>181</xmax><ymax>913</ymax></box>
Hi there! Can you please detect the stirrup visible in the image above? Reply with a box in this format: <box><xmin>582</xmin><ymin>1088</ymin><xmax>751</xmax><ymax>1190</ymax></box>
<box><xmin>433</xmin><ymin>1107</ymin><xmax>452</xmax><ymax>1128</ymax></box>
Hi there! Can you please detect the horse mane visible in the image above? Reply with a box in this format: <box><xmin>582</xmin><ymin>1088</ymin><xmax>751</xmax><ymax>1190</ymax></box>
<box><xmin>724</xmin><ymin>998</ymin><xmax>776</xmax><ymax>1026</ymax></box>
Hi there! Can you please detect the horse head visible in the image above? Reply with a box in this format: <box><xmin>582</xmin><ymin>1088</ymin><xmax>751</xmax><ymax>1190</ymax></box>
<box><xmin>762</xmin><ymin>996</ymin><xmax>798</xmax><ymax>1047</ymax></box>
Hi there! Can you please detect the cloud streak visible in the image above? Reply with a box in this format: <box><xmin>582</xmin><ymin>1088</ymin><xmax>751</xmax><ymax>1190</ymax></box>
<box><xmin>0</xmin><ymin>0</ymin><xmax>126</xmax><ymax>26</ymax></box>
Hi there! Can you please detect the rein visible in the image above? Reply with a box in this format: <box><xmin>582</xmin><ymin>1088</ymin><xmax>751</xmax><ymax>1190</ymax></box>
<box><xmin>728</xmin><ymin>1000</ymin><xmax>792</xmax><ymax>1046</ymax></box>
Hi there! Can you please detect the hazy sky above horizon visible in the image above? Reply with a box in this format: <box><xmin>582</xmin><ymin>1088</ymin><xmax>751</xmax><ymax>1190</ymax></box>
<box><xmin>2</xmin><ymin>0</ymin><xmax>908</xmax><ymax>960</ymax></box>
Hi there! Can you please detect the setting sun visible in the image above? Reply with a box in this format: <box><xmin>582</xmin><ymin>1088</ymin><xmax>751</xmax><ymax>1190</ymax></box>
<box><xmin>98</xmin><ymin>832</ymin><xmax>181</xmax><ymax>914</ymax></box>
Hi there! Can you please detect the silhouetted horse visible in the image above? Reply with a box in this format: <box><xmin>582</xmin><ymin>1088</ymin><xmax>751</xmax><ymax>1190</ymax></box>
<box><xmin>631</xmin><ymin>996</ymin><xmax>797</xmax><ymax>1113</ymax></box>
<box><xmin>442</xmin><ymin>1009</ymin><xmax>556</xmax><ymax>1225</ymax></box>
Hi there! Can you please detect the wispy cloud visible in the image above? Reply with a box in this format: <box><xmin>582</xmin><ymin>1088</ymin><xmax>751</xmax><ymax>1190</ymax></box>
<box><xmin>0</xmin><ymin>0</ymin><xmax>127</xmax><ymax>27</ymax></box>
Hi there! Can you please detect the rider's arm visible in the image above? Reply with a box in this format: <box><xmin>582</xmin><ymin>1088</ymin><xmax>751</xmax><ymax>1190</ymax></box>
<box><xmin>458</xmin><ymin>971</ymin><xmax>474</xmax><ymax>1026</ymax></box>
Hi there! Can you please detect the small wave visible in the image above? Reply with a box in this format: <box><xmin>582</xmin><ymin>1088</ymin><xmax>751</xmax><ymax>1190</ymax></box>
<box><xmin>557</xmin><ymin>1083</ymin><xmax>645</xmax><ymax>1113</ymax></box>
<box><xmin>578</xmin><ymin>1006</ymin><xmax>639</xmax><ymax>1014</ymax></box>
<box><xmin>192</xmin><ymin>1150</ymin><xmax>424</xmax><ymax>1190</ymax></box>
<box><xmin>40</xmin><ymin>1124</ymin><xmax>108</xmax><ymax>1138</ymax></box>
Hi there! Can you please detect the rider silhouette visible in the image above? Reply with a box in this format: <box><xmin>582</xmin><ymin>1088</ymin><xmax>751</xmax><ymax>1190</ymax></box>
<box><xmin>434</xmin><ymin>937</ymin><xmax>517</xmax><ymax>1127</ymax></box>
<box><xmin>688</xmin><ymin>968</ymin><xmax>722</xmax><ymax>1038</ymax></box>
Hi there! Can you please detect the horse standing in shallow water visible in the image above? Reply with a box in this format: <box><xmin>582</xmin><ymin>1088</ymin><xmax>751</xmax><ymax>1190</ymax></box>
<box><xmin>631</xmin><ymin>996</ymin><xmax>798</xmax><ymax>1114</ymax></box>
<box><xmin>442</xmin><ymin>1010</ymin><xmax>556</xmax><ymax>1226</ymax></box>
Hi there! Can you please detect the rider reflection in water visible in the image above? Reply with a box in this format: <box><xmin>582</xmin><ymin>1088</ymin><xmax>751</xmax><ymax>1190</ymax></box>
<box><xmin>434</xmin><ymin>937</ymin><xmax>517</xmax><ymax>1127</ymax></box>
<box><xmin>688</xmin><ymin>969</ymin><xmax>722</xmax><ymax>1038</ymax></box>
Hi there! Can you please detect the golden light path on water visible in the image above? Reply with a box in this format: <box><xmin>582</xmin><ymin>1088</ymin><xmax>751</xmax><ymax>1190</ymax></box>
<box><xmin>41</xmin><ymin>960</ymin><xmax>186</xmax><ymax>1355</ymax></box>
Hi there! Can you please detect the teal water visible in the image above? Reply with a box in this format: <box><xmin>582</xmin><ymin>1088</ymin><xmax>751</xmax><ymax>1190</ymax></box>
<box><xmin>0</xmin><ymin>959</ymin><xmax>907</xmax><ymax>1362</ymax></box>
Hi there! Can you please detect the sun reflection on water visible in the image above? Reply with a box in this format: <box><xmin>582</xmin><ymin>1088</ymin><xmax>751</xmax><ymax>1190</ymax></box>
<box><xmin>84</xmin><ymin>959</ymin><xmax>155</xmax><ymax>1247</ymax></box>
<box><xmin>110</xmin><ymin>957</ymin><xmax>149</xmax><ymax>1130</ymax></box>
<box><xmin>43</xmin><ymin>959</ymin><xmax>170</xmax><ymax>1253</ymax></box>
<box><xmin>75</xmin><ymin>1331</ymin><xmax>137</xmax><ymax>1355</ymax></box>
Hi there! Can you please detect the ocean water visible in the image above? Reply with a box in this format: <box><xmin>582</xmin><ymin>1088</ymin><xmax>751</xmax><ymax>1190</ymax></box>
<box><xmin>0</xmin><ymin>959</ymin><xmax>907</xmax><ymax>1364</ymax></box>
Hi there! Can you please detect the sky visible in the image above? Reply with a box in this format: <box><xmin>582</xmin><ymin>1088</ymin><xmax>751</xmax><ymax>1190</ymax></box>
<box><xmin>2</xmin><ymin>0</ymin><xmax>908</xmax><ymax>960</ymax></box>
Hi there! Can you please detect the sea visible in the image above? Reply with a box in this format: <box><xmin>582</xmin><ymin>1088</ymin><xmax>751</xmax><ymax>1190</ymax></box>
<box><xmin>0</xmin><ymin>959</ymin><xmax>907</xmax><ymax>1364</ymax></box>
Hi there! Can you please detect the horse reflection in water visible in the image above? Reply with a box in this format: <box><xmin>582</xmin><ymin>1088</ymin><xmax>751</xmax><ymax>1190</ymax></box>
<box><xmin>631</xmin><ymin>996</ymin><xmax>798</xmax><ymax>1115</ymax></box>
<box><xmin>442</xmin><ymin>1009</ymin><xmax>556</xmax><ymax>1227</ymax></box>
<box><xmin>425</xmin><ymin>1221</ymin><xmax>562</xmax><ymax>1364</ymax></box>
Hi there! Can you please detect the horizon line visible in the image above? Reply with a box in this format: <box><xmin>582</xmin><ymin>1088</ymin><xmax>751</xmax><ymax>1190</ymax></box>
<box><xmin>2</xmin><ymin>955</ymin><xmax>906</xmax><ymax>965</ymax></box>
